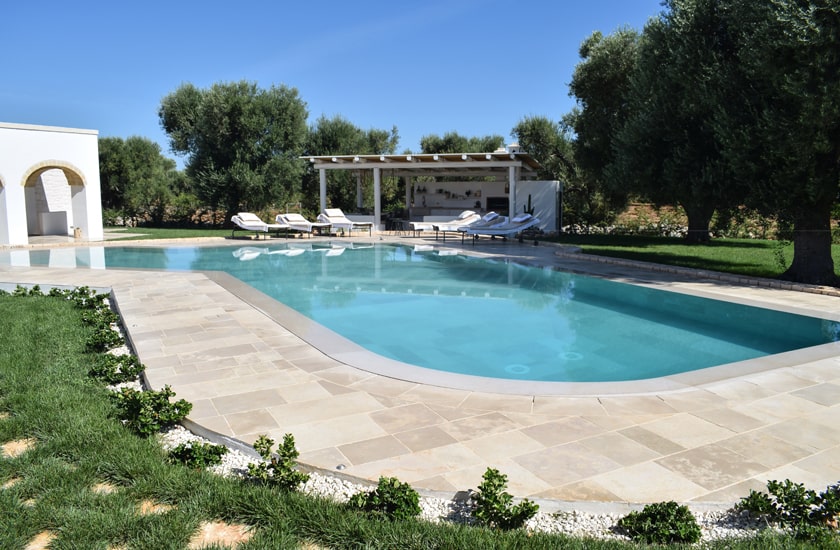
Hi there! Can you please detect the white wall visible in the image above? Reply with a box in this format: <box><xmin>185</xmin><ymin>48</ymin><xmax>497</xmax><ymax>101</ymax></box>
<box><xmin>0</xmin><ymin>122</ymin><xmax>104</xmax><ymax>246</ymax></box>
<box><xmin>516</xmin><ymin>180</ymin><xmax>562</xmax><ymax>233</ymax></box>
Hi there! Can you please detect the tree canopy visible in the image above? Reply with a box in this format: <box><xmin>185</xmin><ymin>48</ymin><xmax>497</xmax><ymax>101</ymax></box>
<box><xmin>98</xmin><ymin>136</ymin><xmax>181</xmax><ymax>223</ymax></box>
<box><xmin>158</xmin><ymin>80</ymin><xmax>309</xmax><ymax>222</ymax></box>
<box><xmin>419</xmin><ymin>132</ymin><xmax>504</xmax><ymax>154</ymax></box>
<box><xmin>712</xmin><ymin>0</ymin><xmax>840</xmax><ymax>284</ymax></box>
<box><xmin>609</xmin><ymin>0</ymin><xmax>744</xmax><ymax>242</ymax></box>
<box><xmin>569</xmin><ymin>29</ymin><xmax>640</xmax><ymax>194</ymax></box>
<box><xmin>301</xmin><ymin>114</ymin><xmax>400</xmax><ymax>215</ymax></box>
<box><xmin>567</xmin><ymin>29</ymin><xmax>641</xmax><ymax>228</ymax></box>
<box><xmin>571</xmin><ymin>0</ymin><xmax>839</xmax><ymax>284</ymax></box>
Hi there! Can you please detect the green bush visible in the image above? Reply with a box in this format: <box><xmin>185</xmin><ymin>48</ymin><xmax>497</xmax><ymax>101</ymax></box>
<box><xmin>617</xmin><ymin>501</ymin><xmax>701</xmax><ymax>544</ymax></box>
<box><xmin>80</xmin><ymin>307</ymin><xmax>120</xmax><ymax>327</ymax></box>
<box><xmin>736</xmin><ymin>479</ymin><xmax>840</xmax><ymax>543</ymax></box>
<box><xmin>247</xmin><ymin>434</ymin><xmax>309</xmax><ymax>491</ymax></box>
<box><xmin>61</xmin><ymin>285</ymin><xmax>110</xmax><ymax>310</ymax></box>
<box><xmin>168</xmin><ymin>441</ymin><xmax>228</xmax><ymax>469</ymax></box>
<box><xmin>472</xmin><ymin>468</ymin><xmax>539</xmax><ymax>530</ymax></box>
<box><xmin>85</xmin><ymin>325</ymin><xmax>124</xmax><ymax>352</ymax></box>
<box><xmin>89</xmin><ymin>353</ymin><xmax>145</xmax><ymax>384</ymax></box>
<box><xmin>111</xmin><ymin>385</ymin><xmax>192</xmax><ymax>437</ymax></box>
<box><xmin>348</xmin><ymin>476</ymin><xmax>421</xmax><ymax>521</ymax></box>
<box><xmin>12</xmin><ymin>284</ymin><xmax>42</xmax><ymax>297</ymax></box>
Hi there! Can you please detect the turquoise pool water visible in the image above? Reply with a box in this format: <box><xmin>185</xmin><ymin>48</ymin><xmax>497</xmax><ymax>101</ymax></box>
<box><xmin>8</xmin><ymin>243</ymin><xmax>838</xmax><ymax>382</ymax></box>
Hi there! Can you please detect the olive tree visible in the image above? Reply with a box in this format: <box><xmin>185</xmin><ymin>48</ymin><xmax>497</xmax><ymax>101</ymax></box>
<box><xmin>568</xmin><ymin>29</ymin><xmax>641</xmax><ymax>225</ymax></box>
<box><xmin>713</xmin><ymin>0</ymin><xmax>840</xmax><ymax>285</ymax></box>
<box><xmin>610</xmin><ymin>0</ymin><xmax>744</xmax><ymax>242</ymax></box>
<box><xmin>419</xmin><ymin>132</ymin><xmax>504</xmax><ymax>154</ymax></box>
<box><xmin>159</xmin><ymin>80</ymin><xmax>308</xmax><ymax>223</ymax></box>
<box><xmin>98</xmin><ymin>136</ymin><xmax>182</xmax><ymax>224</ymax></box>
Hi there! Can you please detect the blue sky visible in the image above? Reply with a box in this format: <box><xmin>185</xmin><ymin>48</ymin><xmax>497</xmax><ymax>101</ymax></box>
<box><xmin>3</xmin><ymin>1</ymin><xmax>663</xmax><ymax>161</ymax></box>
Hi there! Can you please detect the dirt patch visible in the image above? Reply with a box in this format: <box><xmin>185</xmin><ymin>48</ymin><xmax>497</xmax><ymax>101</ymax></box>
<box><xmin>2</xmin><ymin>476</ymin><xmax>22</xmax><ymax>489</ymax></box>
<box><xmin>25</xmin><ymin>531</ymin><xmax>56</xmax><ymax>550</ymax></box>
<box><xmin>0</xmin><ymin>412</ymin><xmax>10</xmax><ymax>420</ymax></box>
<box><xmin>138</xmin><ymin>499</ymin><xmax>175</xmax><ymax>515</ymax></box>
<box><xmin>187</xmin><ymin>520</ymin><xmax>253</xmax><ymax>549</ymax></box>
<box><xmin>1</xmin><ymin>437</ymin><xmax>36</xmax><ymax>458</ymax></box>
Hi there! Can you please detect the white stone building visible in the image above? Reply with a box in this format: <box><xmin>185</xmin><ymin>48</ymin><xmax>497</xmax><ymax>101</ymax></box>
<box><xmin>0</xmin><ymin>122</ymin><xmax>104</xmax><ymax>246</ymax></box>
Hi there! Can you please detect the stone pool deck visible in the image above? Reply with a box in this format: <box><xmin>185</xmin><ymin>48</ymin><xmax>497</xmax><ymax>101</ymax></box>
<box><xmin>2</xmin><ymin>235</ymin><xmax>839</xmax><ymax>513</ymax></box>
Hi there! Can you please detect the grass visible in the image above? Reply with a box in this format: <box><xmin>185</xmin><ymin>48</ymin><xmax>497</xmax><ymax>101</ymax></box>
<box><xmin>549</xmin><ymin>234</ymin><xmax>840</xmax><ymax>281</ymax></box>
<box><xmin>106</xmin><ymin>226</ymin><xmax>233</xmax><ymax>240</ymax></box>
<box><xmin>0</xmin><ymin>292</ymin><xmax>825</xmax><ymax>548</ymax></box>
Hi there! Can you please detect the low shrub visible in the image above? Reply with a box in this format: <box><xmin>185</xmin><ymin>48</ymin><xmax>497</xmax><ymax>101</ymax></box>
<box><xmin>168</xmin><ymin>441</ymin><xmax>228</xmax><ymax>469</ymax></box>
<box><xmin>12</xmin><ymin>284</ymin><xmax>42</xmax><ymax>297</ymax></box>
<box><xmin>61</xmin><ymin>285</ymin><xmax>110</xmax><ymax>310</ymax></box>
<box><xmin>347</xmin><ymin>476</ymin><xmax>421</xmax><ymax>521</ymax></box>
<box><xmin>89</xmin><ymin>353</ymin><xmax>145</xmax><ymax>385</ymax></box>
<box><xmin>80</xmin><ymin>307</ymin><xmax>120</xmax><ymax>327</ymax></box>
<box><xmin>111</xmin><ymin>385</ymin><xmax>192</xmax><ymax>437</ymax></box>
<box><xmin>617</xmin><ymin>501</ymin><xmax>701</xmax><ymax>544</ymax></box>
<box><xmin>247</xmin><ymin>434</ymin><xmax>309</xmax><ymax>491</ymax></box>
<box><xmin>85</xmin><ymin>325</ymin><xmax>124</xmax><ymax>352</ymax></box>
<box><xmin>472</xmin><ymin>467</ymin><xmax>539</xmax><ymax>530</ymax></box>
<box><xmin>736</xmin><ymin>479</ymin><xmax>840</xmax><ymax>543</ymax></box>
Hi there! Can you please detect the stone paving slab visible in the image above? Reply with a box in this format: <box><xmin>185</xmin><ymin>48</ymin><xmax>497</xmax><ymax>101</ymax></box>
<box><xmin>3</xmin><ymin>236</ymin><xmax>840</xmax><ymax>512</ymax></box>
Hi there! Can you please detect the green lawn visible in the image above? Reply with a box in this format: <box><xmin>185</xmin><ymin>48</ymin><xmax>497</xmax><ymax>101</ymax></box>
<box><xmin>0</xmin><ymin>292</ymin><xmax>816</xmax><ymax>548</ymax></box>
<box><xmin>551</xmin><ymin>234</ymin><xmax>840</xmax><ymax>281</ymax></box>
<box><xmin>106</xmin><ymin>226</ymin><xmax>233</xmax><ymax>240</ymax></box>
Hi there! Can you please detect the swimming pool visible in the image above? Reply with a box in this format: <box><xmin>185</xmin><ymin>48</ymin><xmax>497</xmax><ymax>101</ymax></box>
<box><xmin>7</xmin><ymin>242</ymin><xmax>838</xmax><ymax>383</ymax></box>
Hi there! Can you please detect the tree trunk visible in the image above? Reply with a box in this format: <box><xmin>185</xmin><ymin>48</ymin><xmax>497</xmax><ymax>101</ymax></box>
<box><xmin>781</xmin><ymin>206</ymin><xmax>839</xmax><ymax>286</ymax></box>
<box><xmin>682</xmin><ymin>204</ymin><xmax>714</xmax><ymax>243</ymax></box>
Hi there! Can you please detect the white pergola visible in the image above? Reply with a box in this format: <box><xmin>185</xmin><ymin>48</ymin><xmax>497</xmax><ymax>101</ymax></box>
<box><xmin>304</xmin><ymin>148</ymin><xmax>542</xmax><ymax>230</ymax></box>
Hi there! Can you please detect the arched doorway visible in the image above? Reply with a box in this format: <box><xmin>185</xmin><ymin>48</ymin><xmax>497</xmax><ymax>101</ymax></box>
<box><xmin>22</xmin><ymin>163</ymin><xmax>87</xmax><ymax>238</ymax></box>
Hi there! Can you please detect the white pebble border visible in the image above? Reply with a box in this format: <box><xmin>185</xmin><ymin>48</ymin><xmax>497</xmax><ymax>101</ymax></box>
<box><xmin>96</xmin><ymin>295</ymin><xmax>773</xmax><ymax>544</ymax></box>
<box><xmin>154</xmin><ymin>423</ymin><xmax>773</xmax><ymax>543</ymax></box>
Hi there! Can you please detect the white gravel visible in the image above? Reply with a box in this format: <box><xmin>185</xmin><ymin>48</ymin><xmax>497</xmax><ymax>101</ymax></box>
<box><xmin>155</xmin><ymin>424</ymin><xmax>770</xmax><ymax>543</ymax></box>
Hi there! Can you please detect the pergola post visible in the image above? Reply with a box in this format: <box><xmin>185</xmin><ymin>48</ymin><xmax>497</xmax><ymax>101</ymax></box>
<box><xmin>356</xmin><ymin>172</ymin><xmax>363</xmax><ymax>210</ymax></box>
<box><xmin>403</xmin><ymin>175</ymin><xmax>411</xmax><ymax>212</ymax></box>
<box><xmin>373</xmin><ymin>167</ymin><xmax>382</xmax><ymax>230</ymax></box>
<box><xmin>319</xmin><ymin>168</ymin><xmax>327</xmax><ymax>213</ymax></box>
<box><xmin>508</xmin><ymin>166</ymin><xmax>517</xmax><ymax>218</ymax></box>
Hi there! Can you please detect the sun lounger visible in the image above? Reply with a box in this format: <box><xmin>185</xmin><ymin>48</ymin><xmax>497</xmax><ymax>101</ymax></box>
<box><xmin>231</xmin><ymin>212</ymin><xmax>289</xmax><ymax>239</ymax></box>
<box><xmin>317</xmin><ymin>208</ymin><xmax>374</xmax><ymax>236</ymax></box>
<box><xmin>409</xmin><ymin>210</ymin><xmax>480</xmax><ymax>237</ymax></box>
<box><xmin>432</xmin><ymin>211</ymin><xmax>500</xmax><ymax>242</ymax></box>
<box><xmin>275</xmin><ymin>213</ymin><xmax>331</xmax><ymax>237</ymax></box>
<box><xmin>446</xmin><ymin>212</ymin><xmax>506</xmax><ymax>243</ymax></box>
<box><xmin>465</xmin><ymin>213</ymin><xmax>540</xmax><ymax>243</ymax></box>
